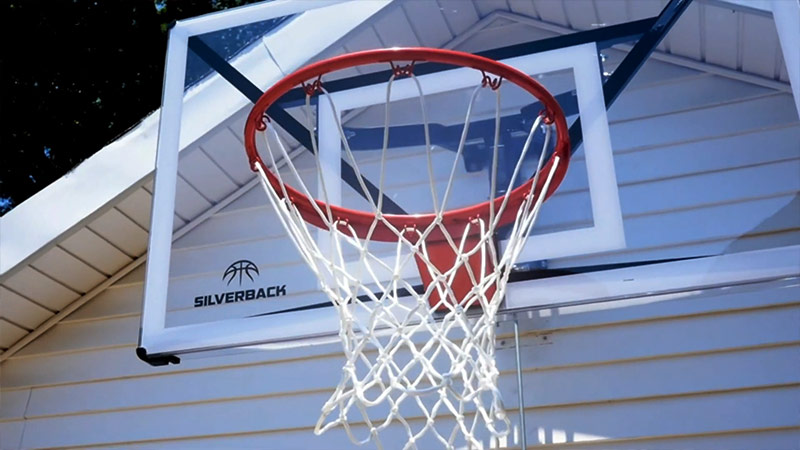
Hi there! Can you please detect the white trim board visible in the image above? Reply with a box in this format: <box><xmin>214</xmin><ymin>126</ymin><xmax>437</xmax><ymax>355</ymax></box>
<box><xmin>505</xmin><ymin>244</ymin><xmax>800</xmax><ymax>311</ymax></box>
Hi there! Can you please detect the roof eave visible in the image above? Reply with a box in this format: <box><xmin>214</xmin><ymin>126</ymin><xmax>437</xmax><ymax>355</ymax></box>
<box><xmin>0</xmin><ymin>0</ymin><xmax>396</xmax><ymax>279</ymax></box>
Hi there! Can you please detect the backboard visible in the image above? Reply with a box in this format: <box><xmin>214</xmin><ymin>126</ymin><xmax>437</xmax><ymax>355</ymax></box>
<box><xmin>139</xmin><ymin>0</ymin><xmax>800</xmax><ymax>363</ymax></box>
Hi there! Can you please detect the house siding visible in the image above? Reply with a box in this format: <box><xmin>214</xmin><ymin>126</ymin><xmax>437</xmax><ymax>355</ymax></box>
<box><xmin>2</xmin><ymin>7</ymin><xmax>799</xmax><ymax>449</ymax></box>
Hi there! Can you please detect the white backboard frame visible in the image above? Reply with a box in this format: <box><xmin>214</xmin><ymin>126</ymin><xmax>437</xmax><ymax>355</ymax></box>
<box><xmin>140</xmin><ymin>7</ymin><xmax>626</xmax><ymax>358</ymax></box>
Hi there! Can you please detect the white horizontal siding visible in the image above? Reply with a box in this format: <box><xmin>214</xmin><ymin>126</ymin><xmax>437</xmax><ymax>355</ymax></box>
<box><xmin>15</xmin><ymin>342</ymin><xmax>799</xmax><ymax>420</ymax></box>
<box><xmin>4</xmin><ymin>276</ymin><xmax>796</xmax><ymax>384</ymax></box>
<box><xmin>610</xmin><ymin>93</ymin><xmax>796</xmax><ymax>151</ymax></box>
<box><xmin>0</xmin><ymin>421</ymin><xmax>24</xmax><ymax>449</ymax></box>
<box><xmin>606</xmin><ymin>73</ymin><xmax>774</xmax><ymax>122</ymax></box>
<box><xmin>0</xmin><ymin>389</ymin><xmax>30</xmax><ymax>421</ymax></box>
<box><xmin>99</xmin><ymin>428</ymin><xmax>800</xmax><ymax>450</ymax></box>
<box><xmin>13</xmin><ymin>315</ymin><xmax>138</xmax><ymax>358</ymax></box>
<box><xmin>2</xmin><ymin>285</ymin><xmax>798</xmax><ymax>447</ymax></box>
<box><xmin>63</xmin><ymin>283</ymin><xmax>143</xmax><ymax>323</ymax></box>
<box><xmin>15</xmin><ymin>386</ymin><xmax>800</xmax><ymax>449</ymax></box>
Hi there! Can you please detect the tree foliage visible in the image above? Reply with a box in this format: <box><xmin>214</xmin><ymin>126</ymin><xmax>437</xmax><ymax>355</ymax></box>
<box><xmin>1</xmin><ymin>0</ymin><xmax>253</xmax><ymax>215</ymax></box>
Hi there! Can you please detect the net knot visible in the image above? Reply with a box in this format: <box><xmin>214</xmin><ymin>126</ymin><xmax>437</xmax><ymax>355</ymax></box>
<box><xmin>442</xmin><ymin>373</ymin><xmax>454</xmax><ymax>385</ymax></box>
<box><xmin>255</xmin><ymin>113</ymin><xmax>270</xmax><ymax>131</ymax></box>
<box><xmin>302</xmin><ymin>76</ymin><xmax>323</xmax><ymax>96</ymax></box>
<box><xmin>334</xmin><ymin>219</ymin><xmax>350</xmax><ymax>233</ymax></box>
<box><xmin>481</xmin><ymin>70</ymin><xmax>503</xmax><ymax>90</ymax></box>
<box><xmin>390</xmin><ymin>61</ymin><xmax>416</xmax><ymax>78</ymax></box>
<box><xmin>401</xmin><ymin>226</ymin><xmax>421</xmax><ymax>242</ymax></box>
<box><xmin>539</xmin><ymin>108</ymin><xmax>555</xmax><ymax>125</ymax></box>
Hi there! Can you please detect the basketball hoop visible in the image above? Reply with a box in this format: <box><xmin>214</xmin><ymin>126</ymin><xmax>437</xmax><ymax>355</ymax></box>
<box><xmin>244</xmin><ymin>47</ymin><xmax>569</xmax><ymax>448</ymax></box>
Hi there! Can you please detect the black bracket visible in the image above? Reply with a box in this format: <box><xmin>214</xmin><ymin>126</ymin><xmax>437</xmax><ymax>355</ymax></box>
<box><xmin>187</xmin><ymin>36</ymin><xmax>407</xmax><ymax>216</ymax></box>
<box><xmin>136</xmin><ymin>346</ymin><xmax>181</xmax><ymax>366</ymax></box>
<box><xmin>568</xmin><ymin>0</ymin><xmax>693</xmax><ymax>152</ymax></box>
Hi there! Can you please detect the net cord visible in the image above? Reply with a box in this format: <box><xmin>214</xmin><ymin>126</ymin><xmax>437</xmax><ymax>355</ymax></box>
<box><xmin>253</xmin><ymin>69</ymin><xmax>559</xmax><ymax>449</ymax></box>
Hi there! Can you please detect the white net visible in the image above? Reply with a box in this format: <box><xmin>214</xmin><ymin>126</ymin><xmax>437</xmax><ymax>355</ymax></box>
<box><xmin>253</xmin><ymin>71</ymin><xmax>560</xmax><ymax>449</ymax></box>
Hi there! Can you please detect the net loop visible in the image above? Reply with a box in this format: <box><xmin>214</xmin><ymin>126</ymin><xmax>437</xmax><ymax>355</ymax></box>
<box><xmin>539</xmin><ymin>108</ymin><xmax>555</xmax><ymax>125</ymax></box>
<box><xmin>255</xmin><ymin>112</ymin><xmax>270</xmax><ymax>131</ymax></box>
<box><xmin>480</xmin><ymin>70</ymin><xmax>502</xmax><ymax>90</ymax></box>
<box><xmin>302</xmin><ymin>75</ymin><xmax>324</xmax><ymax>96</ymax></box>
<box><xmin>390</xmin><ymin>60</ymin><xmax>416</xmax><ymax>78</ymax></box>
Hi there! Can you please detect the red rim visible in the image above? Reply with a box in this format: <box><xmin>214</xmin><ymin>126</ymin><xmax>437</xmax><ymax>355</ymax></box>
<box><xmin>244</xmin><ymin>47</ymin><xmax>570</xmax><ymax>242</ymax></box>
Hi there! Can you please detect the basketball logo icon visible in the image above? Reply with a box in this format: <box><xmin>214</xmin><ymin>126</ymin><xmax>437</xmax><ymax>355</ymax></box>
<box><xmin>222</xmin><ymin>260</ymin><xmax>260</xmax><ymax>286</ymax></box>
